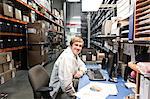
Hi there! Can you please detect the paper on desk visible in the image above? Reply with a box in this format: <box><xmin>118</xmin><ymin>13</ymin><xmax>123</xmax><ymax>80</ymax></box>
<box><xmin>125</xmin><ymin>82</ymin><xmax>136</xmax><ymax>88</ymax></box>
<box><xmin>76</xmin><ymin>82</ymin><xmax>118</xmax><ymax>99</ymax></box>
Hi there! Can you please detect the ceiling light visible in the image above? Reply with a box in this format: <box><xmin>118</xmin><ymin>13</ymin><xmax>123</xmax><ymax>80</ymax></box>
<box><xmin>67</xmin><ymin>0</ymin><xmax>80</xmax><ymax>2</ymax></box>
<box><xmin>82</xmin><ymin>0</ymin><xmax>103</xmax><ymax>12</ymax></box>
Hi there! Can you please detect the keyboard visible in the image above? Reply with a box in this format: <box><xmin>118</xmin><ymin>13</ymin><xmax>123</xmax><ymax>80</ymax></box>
<box><xmin>86</xmin><ymin>68</ymin><xmax>106</xmax><ymax>81</ymax></box>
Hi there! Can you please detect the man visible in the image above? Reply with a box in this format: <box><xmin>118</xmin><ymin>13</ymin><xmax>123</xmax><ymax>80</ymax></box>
<box><xmin>49</xmin><ymin>36</ymin><xmax>87</xmax><ymax>99</ymax></box>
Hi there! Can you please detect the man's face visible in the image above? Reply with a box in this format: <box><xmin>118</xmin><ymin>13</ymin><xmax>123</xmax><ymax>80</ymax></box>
<box><xmin>71</xmin><ymin>42</ymin><xmax>83</xmax><ymax>55</ymax></box>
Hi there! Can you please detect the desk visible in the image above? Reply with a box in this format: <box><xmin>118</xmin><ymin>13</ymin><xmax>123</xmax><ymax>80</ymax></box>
<box><xmin>77</xmin><ymin>65</ymin><xmax>133</xmax><ymax>99</ymax></box>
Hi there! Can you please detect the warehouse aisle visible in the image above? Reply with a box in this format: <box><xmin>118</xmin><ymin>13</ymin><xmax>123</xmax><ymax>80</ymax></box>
<box><xmin>0</xmin><ymin>70</ymin><xmax>33</xmax><ymax>99</ymax></box>
<box><xmin>0</xmin><ymin>61</ymin><xmax>55</xmax><ymax>99</ymax></box>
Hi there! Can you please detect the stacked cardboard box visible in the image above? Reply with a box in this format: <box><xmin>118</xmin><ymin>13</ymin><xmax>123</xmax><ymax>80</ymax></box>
<box><xmin>27</xmin><ymin>21</ymin><xmax>49</xmax><ymax>67</ymax></box>
<box><xmin>60</xmin><ymin>10</ymin><xmax>64</xmax><ymax>20</ymax></box>
<box><xmin>0</xmin><ymin>3</ymin><xmax>13</xmax><ymax>18</ymax></box>
<box><xmin>97</xmin><ymin>52</ymin><xmax>105</xmax><ymax>62</ymax></box>
<box><xmin>81</xmin><ymin>48</ymin><xmax>97</xmax><ymax>62</ymax></box>
<box><xmin>27</xmin><ymin>21</ymin><xmax>49</xmax><ymax>43</ymax></box>
<box><xmin>0</xmin><ymin>52</ymin><xmax>16</xmax><ymax>84</ymax></box>
<box><xmin>28</xmin><ymin>45</ymin><xmax>48</xmax><ymax>67</ymax></box>
<box><xmin>0</xmin><ymin>2</ymin><xmax>24</xmax><ymax>21</ymax></box>
<box><xmin>15</xmin><ymin>8</ymin><xmax>22</xmax><ymax>20</ymax></box>
<box><xmin>52</xmin><ymin>8</ymin><xmax>60</xmax><ymax>17</ymax></box>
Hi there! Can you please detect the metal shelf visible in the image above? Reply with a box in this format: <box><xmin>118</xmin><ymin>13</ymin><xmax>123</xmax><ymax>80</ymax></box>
<box><xmin>0</xmin><ymin>46</ymin><xmax>26</xmax><ymax>53</ymax></box>
<box><xmin>0</xmin><ymin>32</ymin><xmax>25</xmax><ymax>37</ymax></box>
<box><xmin>15</xmin><ymin>0</ymin><xmax>64</xmax><ymax>28</ymax></box>
<box><xmin>0</xmin><ymin>15</ymin><xmax>27</xmax><ymax>24</ymax></box>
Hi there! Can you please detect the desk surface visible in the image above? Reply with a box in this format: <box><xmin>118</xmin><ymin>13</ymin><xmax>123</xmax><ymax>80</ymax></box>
<box><xmin>77</xmin><ymin>64</ymin><xmax>133</xmax><ymax>99</ymax></box>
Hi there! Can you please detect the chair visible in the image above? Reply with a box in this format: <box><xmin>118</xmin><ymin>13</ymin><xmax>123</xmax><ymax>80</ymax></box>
<box><xmin>28</xmin><ymin>65</ymin><xmax>53</xmax><ymax>99</ymax></box>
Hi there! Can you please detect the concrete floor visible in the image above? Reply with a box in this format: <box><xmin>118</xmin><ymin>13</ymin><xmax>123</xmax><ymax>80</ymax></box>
<box><xmin>0</xmin><ymin>61</ymin><xmax>55</xmax><ymax>99</ymax></box>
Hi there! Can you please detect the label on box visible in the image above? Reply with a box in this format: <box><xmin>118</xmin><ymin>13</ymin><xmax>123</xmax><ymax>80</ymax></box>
<box><xmin>42</xmin><ymin>23</ymin><xmax>45</xmax><ymax>28</ymax></box>
<box><xmin>7</xmin><ymin>54</ymin><xmax>11</xmax><ymax>62</ymax></box>
<box><xmin>12</xmin><ymin>70</ymin><xmax>15</xmax><ymax>78</ymax></box>
<box><xmin>27</xmin><ymin>28</ymin><xmax>36</xmax><ymax>33</ymax></box>
<box><xmin>1</xmin><ymin>76</ymin><xmax>4</xmax><ymax>84</ymax></box>
<box><xmin>45</xmin><ymin>32</ymin><xmax>48</xmax><ymax>36</ymax></box>
<box><xmin>26</xmin><ymin>17</ymin><xmax>29</xmax><ymax>22</ymax></box>
<box><xmin>41</xmin><ymin>45</ymin><xmax>44</xmax><ymax>50</ymax></box>
<box><xmin>9</xmin><ymin>62</ymin><xmax>13</xmax><ymax>69</ymax></box>
<box><xmin>41</xmin><ymin>50</ymin><xmax>44</xmax><ymax>55</ymax></box>
<box><xmin>8</xmin><ymin>6</ymin><xmax>12</xmax><ymax>12</ymax></box>
<box><xmin>45</xmin><ymin>48</ymin><xmax>48</xmax><ymax>53</ymax></box>
<box><xmin>92</xmin><ymin>55</ymin><xmax>96</xmax><ymax>61</ymax></box>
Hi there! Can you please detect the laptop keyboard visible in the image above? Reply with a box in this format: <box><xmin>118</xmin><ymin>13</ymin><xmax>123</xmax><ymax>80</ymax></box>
<box><xmin>87</xmin><ymin>68</ymin><xmax>106</xmax><ymax>81</ymax></box>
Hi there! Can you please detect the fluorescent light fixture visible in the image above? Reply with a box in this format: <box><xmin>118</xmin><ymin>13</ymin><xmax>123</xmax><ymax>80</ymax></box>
<box><xmin>67</xmin><ymin>0</ymin><xmax>80</xmax><ymax>2</ymax></box>
<box><xmin>82</xmin><ymin>0</ymin><xmax>103</xmax><ymax>12</ymax></box>
<box><xmin>72</xmin><ymin>16</ymin><xmax>81</xmax><ymax>19</ymax></box>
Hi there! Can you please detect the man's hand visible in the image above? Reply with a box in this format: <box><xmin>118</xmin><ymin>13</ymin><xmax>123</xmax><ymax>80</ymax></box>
<box><xmin>72</xmin><ymin>92</ymin><xmax>77</xmax><ymax>96</ymax></box>
<box><xmin>74</xmin><ymin>70</ymin><xmax>84</xmax><ymax>78</ymax></box>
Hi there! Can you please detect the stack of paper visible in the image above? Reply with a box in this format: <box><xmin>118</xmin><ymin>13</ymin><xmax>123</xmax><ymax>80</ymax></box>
<box><xmin>76</xmin><ymin>82</ymin><xmax>118</xmax><ymax>99</ymax></box>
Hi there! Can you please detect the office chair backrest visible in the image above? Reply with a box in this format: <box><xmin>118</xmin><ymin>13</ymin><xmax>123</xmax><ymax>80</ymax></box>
<box><xmin>28</xmin><ymin>65</ymin><xmax>50</xmax><ymax>98</ymax></box>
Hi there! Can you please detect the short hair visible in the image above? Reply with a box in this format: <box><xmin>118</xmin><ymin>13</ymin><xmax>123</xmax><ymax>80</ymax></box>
<box><xmin>70</xmin><ymin>36</ymin><xmax>84</xmax><ymax>46</ymax></box>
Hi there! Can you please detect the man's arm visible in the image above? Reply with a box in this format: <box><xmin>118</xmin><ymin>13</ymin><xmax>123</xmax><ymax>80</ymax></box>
<box><xmin>58</xmin><ymin>56</ymin><xmax>76</xmax><ymax>96</ymax></box>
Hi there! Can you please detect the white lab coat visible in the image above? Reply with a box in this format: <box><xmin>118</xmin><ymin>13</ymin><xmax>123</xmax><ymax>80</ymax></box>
<box><xmin>49</xmin><ymin>46</ymin><xmax>87</xmax><ymax>97</ymax></box>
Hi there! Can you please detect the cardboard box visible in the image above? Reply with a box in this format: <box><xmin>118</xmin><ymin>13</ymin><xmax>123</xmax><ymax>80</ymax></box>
<box><xmin>81</xmin><ymin>48</ymin><xmax>97</xmax><ymax>61</ymax></box>
<box><xmin>28</xmin><ymin>45</ymin><xmax>47</xmax><ymax>56</ymax></box>
<box><xmin>97</xmin><ymin>53</ymin><xmax>105</xmax><ymax>61</ymax></box>
<box><xmin>82</xmin><ymin>48</ymin><xmax>96</xmax><ymax>55</ymax></box>
<box><xmin>23</xmin><ymin>15</ymin><xmax>29</xmax><ymax>22</ymax></box>
<box><xmin>0</xmin><ymin>3</ymin><xmax>13</xmax><ymax>17</ymax></box>
<box><xmin>28</xmin><ymin>51</ymin><xmax>44</xmax><ymax>67</ymax></box>
<box><xmin>0</xmin><ymin>64</ymin><xmax>3</xmax><ymax>73</ymax></box>
<box><xmin>28</xmin><ymin>33</ymin><xmax>47</xmax><ymax>43</ymax></box>
<box><xmin>0</xmin><ymin>53</ymin><xmax>7</xmax><ymax>64</ymax></box>
<box><xmin>9</xmin><ymin>60</ymin><xmax>14</xmax><ymax>70</ymax></box>
<box><xmin>3</xmin><ymin>70</ymin><xmax>12</xmax><ymax>82</ymax></box>
<box><xmin>92</xmin><ymin>55</ymin><xmax>96</xmax><ymax>61</ymax></box>
<box><xmin>0</xmin><ymin>73</ymin><xmax>5</xmax><ymax>84</ymax></box>
<box><xmin>14</xmin><ymin>61</ymin><xmax>21</xmax><ymax>69</ymax></box>
<box><xmin>30</xmin><ymin>11</ymin><xmax>36</xmax><ymax>23</ymax></box>
<box><xmin>43</xmin><ymin>53</ymin><xmax>48</xmax><ymax>64</ymax></box>
<box><xmin>28</xmin><ymin>45</ymin><xmax>44</xmax><ymax>51</ymax></box>
<box><xmin>15</xmin><ymin>8</ymin><xmax>22</xmax><ymax>20</ymax></box>
<box><xmin>0</xmin><ymin>52</ymin><xmax>12</xmax><ymax>64</ymax></box>
<box><xmin>60</xmin><ymin>10</ymin><xmax>63</xmax><ymax>19</ymax></box>
<box><xmin>3</xmin><ymin>63</ymin><xmax>9</xmax><ymax>72</ymax></box>
<box><xmin>12</xmin><ymin>68</ymin><xmax>16</xmax><ymax>78</ymax></box>
<box><xmin>27</xmin><ymin>21</ymin><xmax>46</xmax><ymax>30</ymax></box>
<box><xmin>27</xmin><ymin>28</ymin><xmax>36</xmax><ymax>34</ymax></box>
<box><xmin>0</xmin><ymin>68</ymin><xmax>16</xmax><ymax>84</ymax></box>
<box><xmin>86</xmin><ymin>52</ymin><xmax>92</xmax><ymax>61</ymax></box>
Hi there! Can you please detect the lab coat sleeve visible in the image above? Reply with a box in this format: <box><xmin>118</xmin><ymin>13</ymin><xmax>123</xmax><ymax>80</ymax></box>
<box><xmin>58</xmin><ymin>56</ymin><xmax>76</xmax><ymax>96</ymax></box>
